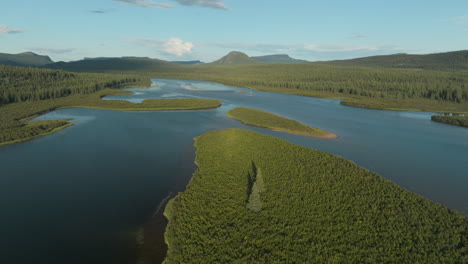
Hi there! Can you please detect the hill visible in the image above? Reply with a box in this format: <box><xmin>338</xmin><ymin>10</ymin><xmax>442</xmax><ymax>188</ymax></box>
<box><xmin>208</xmin><ymin>51</ymin><xmax>262</xmax><ymax>65</ymax></box>
<box><xmin>320</xmin><ymin>50</ymin><xmax>468</xmax><ymax>71</ymax></box>
<box><xmin>0</xmin><ymin>52</ymin><xmax>53</xmax><ymax>67</ymax></box>
<box><xmin>164</xmin><ymin>128</ymin><xmax>468</xmax><ymax>263</ymax></box>
<box><xmin>252</xmin><ymin>54</ymin><xmax>308</xmax><ymax>63</ymax></box>
<box><xmin>45</xmin><ymin>57</ymin><xmax>177</xmax><ymax>73</ymax></box>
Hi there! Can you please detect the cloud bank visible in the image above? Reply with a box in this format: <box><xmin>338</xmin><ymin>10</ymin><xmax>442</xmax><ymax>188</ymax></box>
<box><xmin>113</xmin><ymin>0</ymin><xmax>228</xmax><ymax>10</ymax></box>
<box><xmin>0</xmin><ymin>25</ymin><xmax>26</xmax><ymax>34</ymax></box>
<box><xmin>131</xmin><ymin>37</ymin><xmax>195</xmax><ymax>56</ymax></box>
<box><xmin>173</xmin><ymin>0</ymin><xmax>228</xmax><ymax>10</ymax></box>
<box><xmin>113</xmin><ymin>0</ymin><xmax>172</xmax><ymax>9</ymax></box>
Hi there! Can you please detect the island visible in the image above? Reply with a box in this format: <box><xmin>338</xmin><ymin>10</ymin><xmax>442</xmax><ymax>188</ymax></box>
<box><xmin>226</xmin><ymin>107</ymin><xmax>337</xmax><ymax>138</ymax></box>
<box><xmin>163</xmin><ymin>129</ymin><xmax>468</xmax><ymax>263</ymax></box>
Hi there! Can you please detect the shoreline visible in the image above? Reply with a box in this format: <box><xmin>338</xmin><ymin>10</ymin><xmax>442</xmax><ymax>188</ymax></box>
<box><xmin>0</xmin><ymin>89</ymin><xmax>223</xmax><ymax>147</ymax></box>
<box><xmin>155</xmin><ymin>77</ymin><xmax>468</xmax><ymax>114</ymax></box>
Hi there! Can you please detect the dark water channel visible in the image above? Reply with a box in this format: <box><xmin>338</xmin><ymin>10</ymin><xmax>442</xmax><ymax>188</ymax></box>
<box><xmin>1</xmin><ymin>79</ymin><xmax>467</xmax><ymax>263</ymax></box>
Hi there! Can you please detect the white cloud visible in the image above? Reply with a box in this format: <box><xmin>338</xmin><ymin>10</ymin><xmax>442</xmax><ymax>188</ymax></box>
<box><xmin>304</xmin><ymin>44</ymin><xmax>379</xmax><ymax>52</ymax></box>
<box><xmin>130</xmin><ymin>37</ymin><xmax>194</xmax><ymax>56</ymax></box>
<box><xmin>0</xmin><ymin>25</ymin><xmax>25</xmax><ymax>34</ymax></box>
<box><xmin>113</xmin><ymin>0</ymin><xmax>172</xmax><ymax>8</ymax></box>
<box><xmin>173</xmin><ymin>0</ymin><xmax>228</xmax><ymax>10</ymax></box>
<box><xmin>163</xmin><ymin>38</ymin><xmax>195</xmax><ymax>56</ymax></box>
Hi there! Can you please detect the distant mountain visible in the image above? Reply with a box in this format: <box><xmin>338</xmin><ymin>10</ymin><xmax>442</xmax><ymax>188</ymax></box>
<box><xmin>45</xmin><ymin>57</ymin><xmax>177</xmax><ymax>73</ymax></box>
<box><xmin>320</xmin><ymin>50</ymin><xmax>468</xmax><ymax>71</ymax></box>
<box><xmin>0</xmin><ymin>52</ymin><xmax>53</xmax><ymax>67</ymax></box>
<box><xmin>209</xmin><ymin>51</ymin><xmax>262</xmax><ymax>65</ymax></box>
<box><xmin>172</xmin><ymin>60</ymin><xmax>204</xmax><ymax>65</ymax></box>
<box><xmin>83</xmin><ymin>57</ymin><xmax>119</xmax><ymax>60</ymax></box>
<box><xmin>251</xmin><ymin>54</ymin><xmax>308</xmax><ymax>63</ymax></box>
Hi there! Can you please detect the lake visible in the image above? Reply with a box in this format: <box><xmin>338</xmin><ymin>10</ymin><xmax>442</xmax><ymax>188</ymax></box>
<box><xmin>1</xmin><ymin>79</ymin><xmax>467</xmax><ymax>264</ymax></box>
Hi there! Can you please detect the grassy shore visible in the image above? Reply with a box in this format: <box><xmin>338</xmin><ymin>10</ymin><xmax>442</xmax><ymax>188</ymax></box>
<box><xmin>227</xmin><ymin>107</ymin><xmax>337</xmax><ymax>138</ymax></box>
<box><xmin>0</xmin><ymin>89</ymin><xmax>222</xmax><ymax>146</ymax></box>
<box><xmin>431</xmin><ymin>115</ymin><xmax>468</xmax><ymax>128</ymax></box>
<box><xmin>163</xmin><ymin>129</ymin><xmax>468</xmax><ymax>263</ymax></box>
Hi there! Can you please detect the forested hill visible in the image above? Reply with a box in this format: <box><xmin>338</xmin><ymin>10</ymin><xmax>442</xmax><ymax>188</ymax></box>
<box><xmin>319</xmin><ymin>50</ymin><xmax>468</xmax><ymax>71</ymax></box>
<box><xmin>252</xmin><ymin>54</ymin><xmax>308</xmax><ymax>63</ymax></box>
<box><xmin>0</xmin><ymin>52</ymin><xmax>53</xmax><ymax>67</ymax></box>
<box><xmin>208</xmin><ymin>51</ymin><xmax>262</xmax><ymax>65</ymax></box>
<box><xmin>44</xmin><ymin>57</ymin><xmax>178</xmax><ymax>73</ymax></box>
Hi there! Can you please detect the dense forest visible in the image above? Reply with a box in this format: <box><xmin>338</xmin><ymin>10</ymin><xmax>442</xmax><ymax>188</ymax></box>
<box><xmin>320</xmin><ymin>50</ymin><xmax>468</xmax><ymax>71</ymax></box>
<box><xmin>164</xmin><ymin>129</ymin><xmax>468</xmax><ymax>263</ymax></box>
<box><xmin>431</xmin><ymin>115</ymin><xmax>468</xmax><ymax>128</ymax></box>
<box><xmin>156</xmin><ymin>63</ymin><xmax>468</xmax><ymax>112</ymax></box>
<box><xmin>0</xmin><ymin>65</ymin><xmax>150</xmax><ymax>105</ymax></box>
<box><xmin>227</xmin><ymin>107</ymin><xmax>335</xmax><ymax>138</ymax></box>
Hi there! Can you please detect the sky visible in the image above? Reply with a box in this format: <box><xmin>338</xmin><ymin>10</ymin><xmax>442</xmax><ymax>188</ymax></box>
<box><xmin>1</xmin><ymin>0</ymin><xmax>467</xmax><ymax>62</ymax></box>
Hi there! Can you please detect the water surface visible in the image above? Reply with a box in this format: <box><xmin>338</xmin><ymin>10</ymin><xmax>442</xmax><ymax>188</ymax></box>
<box><xmin>1</xmin><ymin>79</ymin><xmax>467</xmax><ymax>263</ymax></box>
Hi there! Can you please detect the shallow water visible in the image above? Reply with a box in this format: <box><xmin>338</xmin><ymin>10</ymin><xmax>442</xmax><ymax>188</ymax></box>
<box><xmin>1</xmin><ymin>79</ymin><xmax>467</xmax><ymax>263</ymax></box>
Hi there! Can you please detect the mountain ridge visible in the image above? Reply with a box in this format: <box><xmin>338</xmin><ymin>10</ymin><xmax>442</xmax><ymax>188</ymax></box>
<box><xmin>252</xmin><ymin>54</ymin><xmax>308</xmax><ymax>63</ymax></box>
<box><xmin>0</xmin><ymin>52</ymin><xmax>53</xmax><ymax>67</ymax></box>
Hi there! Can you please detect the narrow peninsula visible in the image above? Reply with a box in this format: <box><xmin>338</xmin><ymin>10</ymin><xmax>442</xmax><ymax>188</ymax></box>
<box><xmin>227</xmin><ymin>107</ymin><xmax>337</xmax><ymax>138</ymax></box>
<box><xmin>431</xmin><ymin>115</ymin><xmax>468</xmax><ymax>128</ymax></box>
<box><xmin>163</xmin><ymin>129</ymin><xmax>468</xmax><ymax>263</ymax></box>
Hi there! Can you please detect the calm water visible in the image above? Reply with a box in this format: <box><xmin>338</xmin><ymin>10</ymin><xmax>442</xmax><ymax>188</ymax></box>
<box><xmin>1</xmin><ymin>79</ymin><xmax>467</xmax><ymax>263</ymax></box>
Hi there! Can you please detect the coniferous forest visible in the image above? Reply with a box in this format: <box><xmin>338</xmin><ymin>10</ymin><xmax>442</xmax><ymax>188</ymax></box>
<box><xmin>155</xmin><ymin>63</ymin><xmax>468</xmax><ymax>113</ymax></box>
<box><xmin>0</xmin><ymin>65</ymin><xmax>150</xmax><ymax>106</ymax></box>
<box><xmin>164</xmin><ymin>129</ymin><xmax>468</xmax><ymax>263</ymax></box>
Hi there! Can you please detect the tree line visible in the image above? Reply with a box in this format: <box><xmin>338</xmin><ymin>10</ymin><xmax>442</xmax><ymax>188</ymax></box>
<box><xmin>0</xmin><ymin>65</ymin><xmax>148</xmax><ymax>106</ymax></box>
<box><xmin>156</xmin><ymin>63</ymin><xmax>468</xmax><ymax>104</ymax></box>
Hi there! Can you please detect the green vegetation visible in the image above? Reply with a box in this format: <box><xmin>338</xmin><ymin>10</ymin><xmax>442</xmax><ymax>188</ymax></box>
<box><xmin>320</xmin><ymin>50</ymin><xmax>468</xmax><ymax>71</ymax></box>
<box><xmin>251</xmin><ymin>54</ymin><xmax>308</xmax><ymax>63</ymax></box>
<box><xmin>0</xmin><ymin>65</ymin><xmax>151</xmax><ymax>105</ymax></box>
<box><xmin>0</xmin><ymin>89</ymin><xmax>221</xmax><ymax>146</ymax></box>
<box><xmin>227</xmin><ymin>107</ymin><xmax>336</xmax><ymax>138</ymax></box>
<box><xmin>208</xmin><ymin>51</ymin><xmax>262</xmax><ymax>65</ymax></box>
<box><xmin>431</xmin><ymin>115</ymin><xmax>468</xmax><ymax>128</ymax></box>
<box><xmin>0</xmin><ymin>66</ymin><xmax>221</xmax><ymax>146</ymax></box>
<box><xmin>0</xmin><ymin>52</ymin><xmax>53</xmax><ymax>67</ymax></box>
<box><xmin>164</xmin><ymin>129</ymin><xmax>468</xmax><ymax>263</ymax></box>
<box><xmin>155</xmin><ymin>62</ymin><xmax>468</xmax><ymax>113</ymax></box>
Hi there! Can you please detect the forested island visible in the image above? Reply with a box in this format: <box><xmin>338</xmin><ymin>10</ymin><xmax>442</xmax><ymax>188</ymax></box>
<box><xmin>227</xmin><ymin>107</ymin><xmax>336</xmax><ymax>138</ymax></box>
<box><xmin>164</xmin><ymin>129</ymin><xmax>468</xmax><ymax>263</ymax></box>
<box><xmin>0</xmin><ymin>66</ymin><xmax>221</xmax><ymax>146</ymax></box>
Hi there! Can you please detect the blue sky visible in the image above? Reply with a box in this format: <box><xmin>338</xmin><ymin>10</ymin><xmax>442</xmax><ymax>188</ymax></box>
<box><xmin>1</xmin><ymin>0</ymin><xmax>467</xmax><ymax>62</ymax></box>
